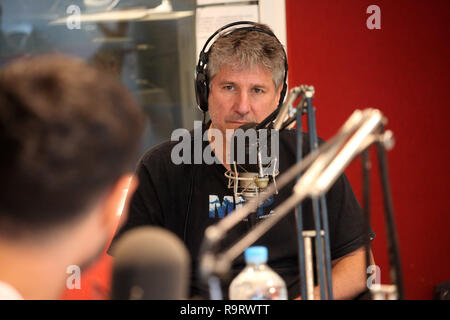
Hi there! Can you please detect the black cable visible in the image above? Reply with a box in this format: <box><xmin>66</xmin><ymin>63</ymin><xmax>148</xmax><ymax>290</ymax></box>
<box><xmin>255</xmin><ymin>107</ymin><xmax>279</xmax><ymax>130</ymax></box>
<box><xmin>280</xmin><ymin>117</ymin><xmax>296</xmax><ymax>131</ymax></box>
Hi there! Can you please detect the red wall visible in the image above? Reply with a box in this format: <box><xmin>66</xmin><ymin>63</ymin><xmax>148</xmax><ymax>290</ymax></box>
<box><xmin>285</xmin><ymin>0</ymin><xmax>450</xmax><ymax>299</ymax></box>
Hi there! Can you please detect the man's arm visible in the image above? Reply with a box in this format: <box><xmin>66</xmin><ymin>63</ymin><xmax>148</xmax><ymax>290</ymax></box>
<box><xmin>325</xmin><ymin>247</ymin><xmax>374</xmax><ymax>299</ymax></box>
<box><xmin>296</xmin><ymin>247</ymin><xmax>375</xmax><ymax>300</ymax></box>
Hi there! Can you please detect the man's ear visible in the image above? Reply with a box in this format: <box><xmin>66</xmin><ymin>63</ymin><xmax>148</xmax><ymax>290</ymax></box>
<box><xmin>100</xmin><ymin>174</ymin><xmax>138</xmax><ymax>234</ymax></box>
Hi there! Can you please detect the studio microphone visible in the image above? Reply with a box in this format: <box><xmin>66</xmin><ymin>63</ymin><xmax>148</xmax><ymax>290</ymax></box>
<box><xmin>225</xmin><ymin>87</ymin><xmax>313</xmax><ymax>225</ymax></box>
<box><xmin>226</xmin><ymin>123</ymin><xmax>280</xmax><ymax>227</ymax></box>
<box><xmin>110</xmin><ymin>226</ymin><xmax>190</xmax><ymax>300</ymax></box>
<box><xmin>226</xmin><ymin>87</ymin><xmax>306</xmax><ymax>192</ymax></box>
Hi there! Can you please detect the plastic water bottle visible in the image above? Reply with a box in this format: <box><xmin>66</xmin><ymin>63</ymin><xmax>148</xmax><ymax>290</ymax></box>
<box><xmin>229</xmin><ymin>246</ymin><xmax>288</xmax><ymax>300</ymax></box>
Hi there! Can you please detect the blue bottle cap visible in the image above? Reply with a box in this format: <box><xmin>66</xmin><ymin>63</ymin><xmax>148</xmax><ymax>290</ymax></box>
<box><xmin>244</xmin><ymin>246</ymin><xmax>268</xmax><ymax>264</ymax></box>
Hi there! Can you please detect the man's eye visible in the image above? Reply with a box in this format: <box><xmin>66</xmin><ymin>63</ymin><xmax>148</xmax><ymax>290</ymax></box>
<box><xmin>223</xmin><ymin>85</ymin><xmax>234</xmax><ymax>90</ymax></box>
<box><xmin>253</xmin><ymin>88</ymin><xmax>264</xmax><ymax>94</ymax></box>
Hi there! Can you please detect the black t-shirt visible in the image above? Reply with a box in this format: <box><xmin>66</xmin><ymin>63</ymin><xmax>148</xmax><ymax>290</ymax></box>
<box><xmin>110</xmin><ymin>123</ymin><xmax>371</xmax><ymax>299</ymax></box>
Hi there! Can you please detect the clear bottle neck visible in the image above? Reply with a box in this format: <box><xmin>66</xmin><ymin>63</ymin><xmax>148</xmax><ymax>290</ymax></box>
<box><xmin>246</xmin><ymin>261</ymin><xmax>268</xmax><ymax>270</ymax></box>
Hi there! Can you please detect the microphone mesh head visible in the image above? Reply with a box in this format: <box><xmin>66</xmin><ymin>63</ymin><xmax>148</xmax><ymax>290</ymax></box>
<box><xmin>230</xmin><ymin>123</ymin><xmax>275</xmax><ymax>178</ymax></box>
<box><xmin>231</xmin><ymin>122</ymin><xmax>260</xmax><ymax>173</ymax></box>
<box><xmin>111</xmin><ymin>226</ymin><xmax>190</xmax><ymax>300</ymax></box>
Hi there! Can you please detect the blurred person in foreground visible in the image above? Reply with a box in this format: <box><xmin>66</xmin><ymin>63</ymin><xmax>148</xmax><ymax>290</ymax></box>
<box><xmin>0</xmin><ymin>55</ymin><xmax>145</xmax><ymax>299</ymax></box>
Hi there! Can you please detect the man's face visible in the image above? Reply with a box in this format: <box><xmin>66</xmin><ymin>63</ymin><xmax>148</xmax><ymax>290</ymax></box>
<box><xmin>208</xmin><ymin>63</ymin><xmax>282</xmax><ymax>135</ymax></box>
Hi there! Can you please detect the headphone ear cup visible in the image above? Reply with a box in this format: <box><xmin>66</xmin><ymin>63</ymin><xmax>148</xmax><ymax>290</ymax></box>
<box><xmin>195</xmin><ymin>72</ymin><xmax>209</xmax><ymax>112</ymax></box>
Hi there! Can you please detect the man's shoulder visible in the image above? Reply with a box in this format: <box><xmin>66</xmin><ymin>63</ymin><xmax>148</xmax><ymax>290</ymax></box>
<box><xmin>278</xmin><ymin>129</ymin><xmax>313</xmax><ymax>154</ymax></box>
<box><xmin>138</xmin><ymin>135</ymin><xmax>197</xmax><ymax>175</ymax></box>
<box><xmin>139</xmin><ymin>125</ymin><xmax>205</xmax><ymax>168</ymax></box>
<box><xmin>140</xmin><ymin>139</ymin><xmax>179</xmax><ymax>165</ymax></box>
<box><xmin>278</xmin><ymin>129</ymin><xmax>325</xmax><ymax>151</ymax></box>
<box><xmin>279</xmin><ymin>128</ymin><xmax>300</xmax><ymax>141</ymax></box>
<box><xmin>279</xmin><ymin>128</ymin><xmax>323</xmax><ymax>142</ymax></box>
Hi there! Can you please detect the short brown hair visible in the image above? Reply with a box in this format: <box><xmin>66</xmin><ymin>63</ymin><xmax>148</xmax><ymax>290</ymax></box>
<box><xmin>207</xmin><ymin>23</ymin><xmax>286</xmax><ymax>89</ymax></box>
<box><xmin>0</xmin><ymin>54</ymin><xmax>145</xmax><ymax>237</ymax></box>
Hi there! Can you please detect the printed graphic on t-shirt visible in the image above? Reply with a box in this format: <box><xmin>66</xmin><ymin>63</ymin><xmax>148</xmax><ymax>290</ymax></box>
<box><xmin>209</xmin><ymin>195</ymin><xmax>274</xmax><ymax>220</ymax></box>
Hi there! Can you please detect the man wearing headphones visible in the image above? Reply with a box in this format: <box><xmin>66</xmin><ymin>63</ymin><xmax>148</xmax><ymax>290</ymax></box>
<box><xmin>111</xmin><ymin>22</ymin><xmax>373</xmax><ymax>300</ymax></box>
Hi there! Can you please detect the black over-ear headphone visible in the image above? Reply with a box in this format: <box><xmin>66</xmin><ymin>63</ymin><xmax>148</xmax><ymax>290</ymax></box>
<box><xmin>195</xmin><ymin>21</ymin><xmax>288</xmax><ymax>113</ymax></box>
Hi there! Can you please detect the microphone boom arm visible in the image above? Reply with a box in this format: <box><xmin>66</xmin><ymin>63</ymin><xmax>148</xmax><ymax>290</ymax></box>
<box><xmin>200</xmin><ymin>108</ymin><xmax>398</xmax><ymax>298</ymax></box>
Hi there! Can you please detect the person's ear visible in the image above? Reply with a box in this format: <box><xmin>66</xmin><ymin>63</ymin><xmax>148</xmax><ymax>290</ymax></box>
<box><xmin>100</xmin><ymin>174</ymin><xmax>138</xmax><ymax>234</ymax></box>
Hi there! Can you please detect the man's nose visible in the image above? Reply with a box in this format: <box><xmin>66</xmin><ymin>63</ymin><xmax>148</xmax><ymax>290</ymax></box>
<box><xmin>233</xmin><ymin>91</ymin><xmax>251</xmax><ymax>115</ymax></box>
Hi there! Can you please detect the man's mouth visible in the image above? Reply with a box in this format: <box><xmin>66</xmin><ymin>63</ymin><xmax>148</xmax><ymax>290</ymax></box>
<box><xmin>227</xmin><ymin>120</ymin><xmax>249</xmax><ymax>125</ymax></box>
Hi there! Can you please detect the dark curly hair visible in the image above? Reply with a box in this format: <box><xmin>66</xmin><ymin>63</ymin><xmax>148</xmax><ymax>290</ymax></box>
<box><xmin>0</xmin><ymin>54</ymin><xmax>145</xmax><ymax>238</ymax></box>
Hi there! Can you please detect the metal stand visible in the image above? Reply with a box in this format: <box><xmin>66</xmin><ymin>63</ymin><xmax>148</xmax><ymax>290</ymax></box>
<box><xmin>293</xmin><ymin>86</ymin><xmax>333</xmax><ymax>300</ymax></box>
<box><xmin>199</xmin><ymin>103</ymin><xmax>403</xmax><ymax>301</ymax></box>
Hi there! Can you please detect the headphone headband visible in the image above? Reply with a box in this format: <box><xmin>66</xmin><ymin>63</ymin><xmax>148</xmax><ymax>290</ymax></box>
<box><xmin>195</xmin><ymin>21</ymin><xmax>288</xmax><ymax>113</ymax></box>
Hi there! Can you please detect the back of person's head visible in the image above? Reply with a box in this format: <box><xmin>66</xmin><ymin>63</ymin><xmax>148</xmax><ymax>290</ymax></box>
<box><xmin>0</xmin><ymin>54</ymin><xmax>145</xmax><ymax>240</ymax></box>
<box><xmin>207</xmin><ymin>22</ymin><xmax>286</xmax><ymax>90</ymax></box>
